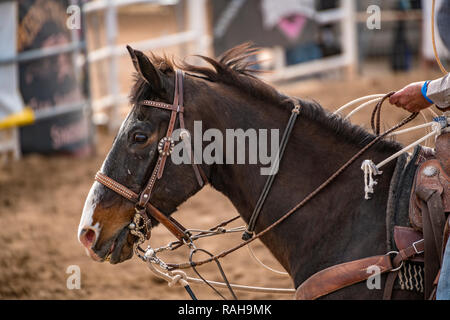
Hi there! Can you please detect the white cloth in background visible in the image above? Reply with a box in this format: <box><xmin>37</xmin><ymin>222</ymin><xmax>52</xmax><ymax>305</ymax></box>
<box><xmin>427</xmin><ymin>73</ymin><xmax>450</xmax><ymax>110</ymax></box>
<box><xmin>261</xmin><ymin>0</ymin><xmax>316</xmax><ymax>29</ymax></box>
<box><xmin>0</xmin><ymin>1</ymin><xmax>24</xmax><ymax>120</ymax></box>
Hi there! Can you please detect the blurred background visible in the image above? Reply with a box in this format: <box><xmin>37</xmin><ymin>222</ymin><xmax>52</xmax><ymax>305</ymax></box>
<box><xmin>0</xmin><ymin>0</ymin><xmax>448</xmax><ymax>299</ymax></box>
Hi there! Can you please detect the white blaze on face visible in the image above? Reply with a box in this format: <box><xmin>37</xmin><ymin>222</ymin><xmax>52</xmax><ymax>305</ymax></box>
<box><xmin>78</xmin><ymin>116</ymin><xmax>129</xmax><ymax>248</ymax></box>
<box><xmin>78</xmin><ymin>181</ymin><xmax>102</xmax><ymax>245</ymax></box>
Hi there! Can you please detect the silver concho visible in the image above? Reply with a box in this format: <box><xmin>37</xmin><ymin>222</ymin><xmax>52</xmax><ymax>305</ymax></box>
<box><xmin>157</xmin><ymin>136</ymin><xmax>175</xmax><ymax>156</ymax></box>
<box><xmin>423</xmin><ymin>166</ymin><xmax>438</xmax><ymax>177</ymax></box>
<box><xmin>179</xmin><ymin>129</ymin><xmax>190</xmax><ymax>141</ymax></box>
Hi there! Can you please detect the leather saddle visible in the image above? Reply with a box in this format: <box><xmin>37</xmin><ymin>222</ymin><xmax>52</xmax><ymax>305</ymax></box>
<box><xmin>403</xmin><ymin>132</ymin><xmax>450</xmax><ymax>298</ymax></box>
<box><xmin>294</xmin><ymin>133</ymin><xmax>450</xmax><ymax>300</ymax></box>
<box><xmin>409</xmin><ymin>133</ymin><xmax>450</xmax><ymax>230</ymax></box>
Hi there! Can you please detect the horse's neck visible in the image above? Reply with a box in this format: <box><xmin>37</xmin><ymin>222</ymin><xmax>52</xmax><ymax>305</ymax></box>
<box><xmin>206</xmin><ymin>101</ymin><xmax>400</xmax><ymax>290</ymax></box>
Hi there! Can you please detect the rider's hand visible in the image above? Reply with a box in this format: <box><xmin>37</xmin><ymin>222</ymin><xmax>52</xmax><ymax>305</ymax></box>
<box><xmin>389</xmin><ymin>81</ymin><xmax>433</xmax><ymax>113</ymax></box>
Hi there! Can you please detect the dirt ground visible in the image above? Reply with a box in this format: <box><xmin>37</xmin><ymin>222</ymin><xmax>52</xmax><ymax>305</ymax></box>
<box><xmin>0</xmin><ymin>6</ymin><xmax>445</xmax><ymax>300</ymax></box>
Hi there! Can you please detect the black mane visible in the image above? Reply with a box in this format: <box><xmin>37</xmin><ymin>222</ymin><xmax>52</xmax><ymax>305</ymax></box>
<box><xmin>129</xmin><ymin>43</ymin><xmax>402</xmax><ymax>152</ymax></box>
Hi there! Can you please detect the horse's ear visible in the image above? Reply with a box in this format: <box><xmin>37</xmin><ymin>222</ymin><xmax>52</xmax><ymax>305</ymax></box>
<box><xmin>126</xmin><ymin>45</ymin><xmax>164</xmax><ymax>92</ymax></box>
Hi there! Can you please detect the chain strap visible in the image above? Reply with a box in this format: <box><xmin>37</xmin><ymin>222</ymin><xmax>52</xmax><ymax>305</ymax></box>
<box><xmin>129</xmin><ymin>209</ymin><xmax>152</xmax><ymax>260</ymax></box>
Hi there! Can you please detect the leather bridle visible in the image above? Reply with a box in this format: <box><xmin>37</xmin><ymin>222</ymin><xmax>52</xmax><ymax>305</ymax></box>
<box><xmin>95</xmin><ymin>70</ymin><xmax>208</xmax><ymax>247</ymax></box>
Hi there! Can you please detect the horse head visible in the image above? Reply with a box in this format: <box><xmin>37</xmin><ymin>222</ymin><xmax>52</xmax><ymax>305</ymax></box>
<box><xmin>78</xmin><ymin>46</ymin><xmax>211</xmax><ymax>263</ymax></box>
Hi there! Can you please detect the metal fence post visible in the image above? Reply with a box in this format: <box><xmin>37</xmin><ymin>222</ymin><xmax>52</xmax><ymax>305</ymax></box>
<box><xmin>188</xmin><ymin>0</ymin><xmax>209</xmax><ymax>56</ymax></box>
<box><xmin>106</xmin><ymin>0</ymin><xmax>121</xmax><ymax>131</ymax></box>
<box><xmin>0</xmin><ymin>0</ymin><xmax>22</xmax><ymax>161</ymax></box>
<box><xmin>342</xmin><ymin>0</ymin><xmax>357</xmax><ymax>78</ymax></box>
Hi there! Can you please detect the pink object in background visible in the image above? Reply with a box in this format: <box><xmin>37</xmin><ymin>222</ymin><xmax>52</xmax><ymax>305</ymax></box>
<box><xmin>278</xmin><ymin>15</ymin><xmax>307</xmax><ymax>41</ymax></box>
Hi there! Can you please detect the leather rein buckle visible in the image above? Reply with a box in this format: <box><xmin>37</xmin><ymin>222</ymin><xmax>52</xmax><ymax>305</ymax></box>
<box><xmin>412</xmin><ymin>239</ymin><xmax>425</xmax><ymax>255</ymax></box>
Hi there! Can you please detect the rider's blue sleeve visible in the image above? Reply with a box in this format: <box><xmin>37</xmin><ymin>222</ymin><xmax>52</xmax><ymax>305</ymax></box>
<box><xmin>437</xmin><ymin>235</ymin><xmax>450</xmax><ymax>299</ymax></box>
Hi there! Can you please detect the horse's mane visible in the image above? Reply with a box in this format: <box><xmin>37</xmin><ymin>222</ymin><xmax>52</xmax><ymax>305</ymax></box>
<box><xmin>132</xmin><ymin>43</ymin><xmax>401</xmax><ymax>152</ymax></box>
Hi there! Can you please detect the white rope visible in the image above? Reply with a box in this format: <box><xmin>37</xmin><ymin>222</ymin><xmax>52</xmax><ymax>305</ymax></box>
<box><xmin>427</xmin><ymin>107</ymin><xmax>439</xmax><ymax>118</ymax></box>
<box><xmin>386</xmin><ymin>122</ymin><xmax>434</xmax><ymax>137</ymax></box>
<box><xmin>419</xmin><ymin>111</ymin><xmax>434</xmax><ymax>148</ymax></box>
<box><xmin>145</xmin><ymin>260</ymin><xmax>296</xmax><ymax>294</ymax></box>
<box><xmin>146</xmin><ymin>260</ymin><xmax>190</xmax><ymax>287</ymax></box>
<box><xmin>361</xmin><ymin>160</ymin><xmax>383</xmax><ymax>200</ymax></box>
<box><xmin>376</xmin><ymin>125</ymin><xmax>441</xmax><ymax>169</ymax></box>
<box><xmin>361</xmin><ymin>123</ymin><xmax>442</xmax><ymax>200</ymax></box>
<box><xmin>334</xmin><ymin>94</ymin><xmax>386</xmax><ymax>115</ymax></box>
<box><xmin>345</xmin><ymin>97</ymin><xmax>383</xmax><ymax>120</ymax></box>
<box><xmin>246</xmin><ymin>243</ymin><xmax>289</xmax><ymax>276</ymax></box>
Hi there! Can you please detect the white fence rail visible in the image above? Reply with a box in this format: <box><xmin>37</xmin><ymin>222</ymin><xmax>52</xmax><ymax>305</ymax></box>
<box><xmin>84</xmin><ymin>0</ymin><xmax>209</xmax><ymax>130</ymax></box>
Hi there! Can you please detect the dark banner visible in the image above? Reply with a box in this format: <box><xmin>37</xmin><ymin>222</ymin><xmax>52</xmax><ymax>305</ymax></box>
<box><xmin>17</xmin><ymin>0</ymin><xmax>93</xmax><ymax>155</ymax></box>
<box><xmin>20</xmin><ymin>108</ymin><xmax>93</xmax><ymax>155</ymax></box>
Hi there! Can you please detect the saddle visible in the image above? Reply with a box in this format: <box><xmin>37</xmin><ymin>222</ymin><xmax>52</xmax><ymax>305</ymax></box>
<box><xmin>335</xmin><ymin>134</ymin><xmax>450</xmax><ymax>299</ymax></box>
<box><xmin>405</xmin><ymin>132</ymin><xmax>450</xmax><ymax>299</ymax></box>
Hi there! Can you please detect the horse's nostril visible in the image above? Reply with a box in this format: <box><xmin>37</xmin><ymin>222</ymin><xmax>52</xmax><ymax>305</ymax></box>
<box><xmin>80</xmin><ymin>228</ymin><xmax>97</xmax><ymax>249</ymax></box>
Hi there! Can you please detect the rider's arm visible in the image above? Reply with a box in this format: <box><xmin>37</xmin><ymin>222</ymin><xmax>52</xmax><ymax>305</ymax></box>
<box><xmin>389</xmin><ymin>74</ymin><xmax>450</xmax><ymax>113</ymax></box>
<box><xmin>426</xmin><ymin>73</ymin><xmax>450</xmax><ymax>111</ymax></box>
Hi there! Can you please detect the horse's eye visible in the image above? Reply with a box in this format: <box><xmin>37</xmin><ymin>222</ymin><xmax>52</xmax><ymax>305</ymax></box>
<box><xmin>133</xmin><ymin>133</ymin><xmax>148</xmax><ymax>143</ymax></box>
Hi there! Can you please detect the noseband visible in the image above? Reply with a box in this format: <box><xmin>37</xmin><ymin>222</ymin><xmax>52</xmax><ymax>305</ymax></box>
<box><xmin>95</xmin><ymin>70</ymin><xmax>208</xmax><ymax>250</ymax></box>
